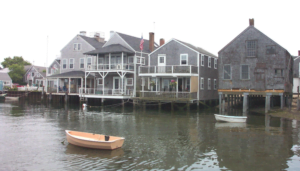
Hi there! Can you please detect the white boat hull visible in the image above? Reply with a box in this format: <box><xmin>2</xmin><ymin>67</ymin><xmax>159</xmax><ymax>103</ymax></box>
<box><xmin>214</xmin><ymin>114</ymin><xmax>247</xmax><ymax>123</ymax></box>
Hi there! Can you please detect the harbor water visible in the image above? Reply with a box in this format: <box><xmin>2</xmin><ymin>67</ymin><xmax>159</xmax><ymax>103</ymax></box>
<box><xmin>0</xmin><ymin>101</ymin><xmax>300</xmax><ymax>170</ymax></box>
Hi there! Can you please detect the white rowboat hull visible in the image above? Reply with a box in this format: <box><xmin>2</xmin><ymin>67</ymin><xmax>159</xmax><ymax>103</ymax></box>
<box><xmin>214</xmin><ymin>114</ymin><xmax>247</xmax><ymax>123</ymax></box>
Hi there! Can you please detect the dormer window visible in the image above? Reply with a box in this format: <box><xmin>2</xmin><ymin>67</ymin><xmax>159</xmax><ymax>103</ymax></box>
<box><xmin>74</xmin><ymin>43</ymin><xmax>81</xmax><ymax>51</ymax></box>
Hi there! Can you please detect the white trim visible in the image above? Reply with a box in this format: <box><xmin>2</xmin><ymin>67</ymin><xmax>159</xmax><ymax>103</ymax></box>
<box><xmin>201</xmin><ymin>54</ymin><xmax>204</xmax><ymax>66</ymax></box>
<box><xmin>69</xmin><ymin>58</ymin><xmax>74</xmax><ymax>69</ymax></box>
<box><xmin>208</xmin><ymin>56</ymin><xmax>211</xmax><ymax>68</ymax></box>
<box><xmin>180</xmin><ymin>54</ymin><xmax>188</xmax><ymax>65</ymax></box>
<box><xmin>158</xmin><ymin>54</ymin><xmax>166</xmax><ymax>66</ymax></box>
<box><xmin>200</xmin><ymin>77</ymin><xmax>204</xmax><ymax>90</ymax></box>
<box><xmin>208</xmin><ymin>78</ymin><xmax>211</xmax><ymax>90</ymax></box>
<box><xmin>62</xmin><ymin>59</ymin><xmax>67</xmax><ymax>69</ymax></box>
<box><xmin>79</xmin><ymin>58</ymin><xmax>85</xmax><ymax>69</ymax></box>
<box><xmin>214</xmin><ymin>59</ymin><xmax>217</xmax><ymax>69</ymax></box>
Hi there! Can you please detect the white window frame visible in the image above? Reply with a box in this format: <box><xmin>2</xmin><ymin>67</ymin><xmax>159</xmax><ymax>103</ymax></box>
<box><xmin>158</xmin><ymin>55</ymin><xmax>166</xmax><ymax>66</ymax></box>
<box><xmin>62</xmin><ymin>59</ymin><xmax>67</xmax><ymax>69</ymax></box>
<box><xmin>126</xmin><ymin>78</ymin><xmax>133</xmax><ymax>86</ymax></box>
<box><xmin>201</xmin><ymin>55</ymin><xmax>204</xmax><ymax>66</ymax></box>
<box><xmin>208</xmin><ymin>57</ymin><xmax>211</xmax><ymax>68</ymax></box>
<box><xmin>3</xmin><ymin>81</ymin><xmax>10</xmax><ymax>85</ymax></box>
<box><xmin>214</xmin><ymin>59</ymin><xmax>217</xmax><ymax>69</ymax></box>
<box><xmin>74</xmin><ymin>43</ymin><xmax>81</xmax><ymax>51</ymax></box>
<box><xmin>79</xmin><ymin>58</ymin><xmax>85</xmax><ymax>69</ymax></box>
<box><xmin>97</xmin><ymin>78</ymin><xmax>103</xmax><ymax>85</ymax></box>
<box><xmin>214</xmin><ymin>79</ymin><xmax>217</xmax><ymax>90</ymax></box>
<box><xmin>86</xmin><ymin>57</ymin><xmax>92</xmax><ymax>69</ymax></box>
<box><xmin>223</xmin><ymin>64</ymin><xmax>231</xmax><ymax>80</ymax></box>
<box><xmin>240</xmin><ymin>65</ymin><xmax>250</xmax><ymax>80</ymax></box>
<box><xmin>200</xmin><ymin>77</ymin><xmax>204</xmax><ymax>90</ymax></box>
<box><xmin>69</xmin><ymin>58</ymin><xmax>74</xmax><ymax>69</ymax></box>
<box><xmin>180</xmin><ymin>54</ymin><xmax>188</xmax><ymax>65</ymax></box>
<box><xmin>208</xmin><ymin>78</ymin><xmax>211</xmax><ymax>90</ymax></box>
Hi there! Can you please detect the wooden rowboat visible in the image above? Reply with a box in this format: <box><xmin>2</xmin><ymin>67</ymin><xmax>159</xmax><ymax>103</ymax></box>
<box><xmin>65</xmin><ymin>130</ymin><xmax>125</xmax><ymax>150</ymax></box>
<box><xmin>214</xmin><ymin>114</ymin><xmax>247</xmax><ymax>123</ymax></box>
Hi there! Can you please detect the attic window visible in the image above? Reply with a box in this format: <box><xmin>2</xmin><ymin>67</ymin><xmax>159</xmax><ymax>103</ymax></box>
<box><xmin>74</xmin><ymin>43</ymin><xmax>81</xmax><ymax>51</ymax></box>
<box><xmin>246</xmin><ymin>40</ymin><xmax>256</xmax><ymax>57</ymax></box>
<box><xmin>266</xmin><ymin>45</ymin><xmax>276</xmax><ymax>55</ymax></box>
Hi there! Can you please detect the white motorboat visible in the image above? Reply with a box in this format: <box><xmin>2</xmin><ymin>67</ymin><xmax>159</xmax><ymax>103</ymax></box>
<box><xmin>214</xmin><ymin>114</ymin><xmax>247</xmax><ymax>123</ymax></box>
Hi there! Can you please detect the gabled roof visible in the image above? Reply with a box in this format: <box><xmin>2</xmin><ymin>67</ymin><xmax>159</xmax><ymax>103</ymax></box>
<box><xmin>174</xmin><ymin>39</ymin><xmax>218</xmax><ymax>58</ymax></box>
<box><xmin>219</xmin><ymin>26</ymin><xmax>288</xmax><ymax>54</ymax></box>
<box><xmin>85</xmin><ymin>44</ymin><xmax>135</xmax><ymax>55</ymax></box>
<box><xmin>0</xmin><ymin>72</ymin><xmax>12</xmax><ymax>81</ymax></box>
<box><xmin>116</xmin><ymin>32</ymin><xmax>158</xmax><ymax>53</ymax></box>
<box><xmin>25</xmin><ymin>65</ymin><xmax>46</xmax><ymax>78</ymax></box>
<box><xmin>79</xmin><ymin>35</ymin><xmax>106</xmax><ymax>49</ymax></box>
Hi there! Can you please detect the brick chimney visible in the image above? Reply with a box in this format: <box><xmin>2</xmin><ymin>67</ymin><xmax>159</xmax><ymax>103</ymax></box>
<box><xmin>249</xmin><ymin>18</ymin><xmax>254</xmax><ymax>26</ymax></box>
<box><xmin>94</xmin><ymin>32</ymin><xmax>104</xmax><ymax>42</ymax></box>
<box><xmin>149</xmin><ymin>32</ymin><xmax>154</xmax><ymax>52</ymax></box>
<box><xmin>160</xmin><ymin>38</ymin><xmax>165</xmax><ymax>46</ymax></box>
<box><xmin>298</xmin><ymin>50</ymin><xmax>300</xmax><ymax>56</ymax></box>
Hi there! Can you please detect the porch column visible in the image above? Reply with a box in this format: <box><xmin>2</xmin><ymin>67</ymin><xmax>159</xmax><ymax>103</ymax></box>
<box><xmin>103</xmin><ymin>76</ymin><xmax>105</xmax><ymax>95</ymax></box>
<box><xmin>97</xmin><ymin>54</ymin><xmax>98</xmax><ymax>70</ymax></box>
<box><xmin>155</xmin><ymin>77</ymin><xmax>158</xmax><ymax>92</ymax></box>
<box><xmin>69</xmin><ymin>78</ymin><xmax>71</xmax><ymax>93</ymax></box>
<box><xmin>85</xmin><ymin>72</ymin><xmax>87</xmax><ymax>94</ymax></box>
<box><xmin>176</xmin><ymin>77</ymin><xmax>178</xmax><ymax>98</ymax></box>
<box><xmin>243</xmin><ymin>93</ymin><xmax>249</xmax><ymax>113</ymax></box>
<box><xmin>57</xmin><ymin>78</ymin><xmax>59</xmax><ymax>93</ymax></box>
<box><xmin>109</xmin><ymin>53</ymin><xmax>111</xmax><ymax>70</ymax></box>
<box><xmin>121</xmin><ymin>52</ymin><xmax>123</xmax><ymax>70</ymax></box>
<box><xmin>265</xmin><ymin>93</ymin><xmax>271</xmax><ymax>113</ymax></box>
<box><xmin>94</xmin><ymin>76</ymin><xmax>96</xmax><ymax>94</ymax></box>
<box><xmin>219</xmin><ymin>92</ymin><xmax>222</xmax><ymax>114</ymax></box>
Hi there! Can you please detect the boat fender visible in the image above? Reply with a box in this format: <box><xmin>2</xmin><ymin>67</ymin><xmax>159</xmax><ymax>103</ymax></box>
<box><xmin>105</xmin><ymin>135</ymin><xmax>110</xmax><ymax>141</ymax></box>
<box><xmin>82</xmin><ymin>103</ymin><xmax>87</xmax><ymax>107</ymax></box>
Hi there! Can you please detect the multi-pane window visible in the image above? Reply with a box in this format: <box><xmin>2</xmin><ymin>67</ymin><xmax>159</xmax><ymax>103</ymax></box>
<box><xmin>87</xmin><ymin>57</ymin><xmax>92</xmax><ymax>67</ymax></box>
<box><xmin>246</xmin><ymin>40</ymin><xmax>256</xmax><ymax>57</ymax></box>
<box><xmin>62</xmin><ymin>59</ymin><xmax>67</xmax><ymax>69</ymax></box>
<box><xmin>69</xmin><ymin>59</ymin><xmax>74</xmax><ymax>69</ymax></box>
<box><xmin>159</xmin><ymin>56</ymin><xmax>165</xmax><ymax>64</ymax></box>
<box><xmin>223</xmin><ymin>65</ymin><xmax>231</xmax><ymax>80</ymax></box>
<box><xmin>127</xmin><ymin>78</ymin><xmax>133</xmax><ymax>86</ymax></box>
<box><xmin>266</xmin><ymin>45</ymin><xmax>276</xmax><ymax>55</ymax></box>
<box><xmin>214</xmin><ymin>79</ymin><xmax>217</xmax><ymax>90</ymax></box>
<box><xmin>80</xmin><ymin>58</ymin><xmax>85</xmax><ymax>68</ymax></box>
<box><xmin>208</xmin><ymin>78</ymin><xmax>211</xmax><ymax>90</ymax></box>
<box><xmin>74</xmin><ymin>43</ymin><xmax>81</xmax><ymax>51</ymax></box>
<box><xmin>98</xmin><ymin>78</ymin><xmax>103</xmax><ymax>85</ymax></box>
<box><xmin>180</xmin><ymin>54</ymin><xmax>188</xmax><ymax>65</ymax></box>
<box><xmin>241</xmin><ymin>65</ymin><xmax>250</xmax><ymax>79</ymax></box>
<box><xmin>201</xmin><ymin>55</ymin><xmax>204</xmax><ymax>66</ymax></box>
<box><xmin>201</xmin><ymin>77</ymin><xmax>204</xmax><ymax>89</ymax></box>
<box><xmin>208</xmin><ymin>57</ymin><xmax>211</xmax><ymax>68</ymax></box>
<box><xmin>275</xmin><ymin>69</ymin><xmax>284</xmax><ymax>77</ymax></box>
<box><xmin>214</xmin><ymin>59</ymin><xmax>217</xmax><ymax>69</ymax></box>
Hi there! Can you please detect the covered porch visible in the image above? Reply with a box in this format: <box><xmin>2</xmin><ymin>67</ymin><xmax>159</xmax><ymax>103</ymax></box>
<box><xmin>138</xmin><ymin>76</ymin><xmax>198</xmax><ymax>101</ymax></box>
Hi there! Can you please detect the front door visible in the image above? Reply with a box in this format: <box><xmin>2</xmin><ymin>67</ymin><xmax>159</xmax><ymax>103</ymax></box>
<box><xmin>255</xmin><ymin>69</ymin><xmax>266</xmax><ymax>91</ymax></box>
<box><xmin>113</xmin><ymin>77</ymin><xmax>121</xmax><ymax>90</ymax></box>
<box><xmin>158</xmin><ymin>55</ymin><xmax>166</xmax><ymax>73</ymax></box>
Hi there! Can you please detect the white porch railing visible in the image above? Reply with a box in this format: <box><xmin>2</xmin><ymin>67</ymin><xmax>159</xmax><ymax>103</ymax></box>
<box><xmin>139</xmin><ymin>65</ymin><xmax>198</xmax><ymax>74</ymax></box>
<box><xmin>138</xmin><ymin>91</ymin><xmax>197</xmax><ymax>100</ymax></box>
<box><xmin>79</xmin><ymin>88</ymin><xmax>133</xmax><ymax>96</ymax></box>
<box><xmin>86</xmin><ymin>64</ymin><xmax>134</xmax><ymax>71</ymax></box>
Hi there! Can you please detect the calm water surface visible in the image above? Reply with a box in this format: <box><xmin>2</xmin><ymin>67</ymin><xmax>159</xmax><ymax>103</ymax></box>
<box><xmin>0</xmin><ymin>101</ymin><xmax>300</xmax><ymax>171</ymax></box>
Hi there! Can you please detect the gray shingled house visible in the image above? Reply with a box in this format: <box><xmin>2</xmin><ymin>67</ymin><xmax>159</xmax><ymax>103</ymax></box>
<box><xmin>218</xmin><ymin>19</ymin><xmax>293</xmax><ymax>113</ymax></box>
<box><xmin>293</xmin><ymin>51</ymin><xmax>300</xmax><ymax>93</ymax></box>
<box><xmin>138</xmin><ymin>38</ymin><xmax>218</xmax><ymax>104</ymax></box>
<box><xmin>24</xmin><ymin>65</ymin><xmax>46</xmax><ymax>86</ymax></box>
<box><xmin>0</xmin><ymin>70</ymin><xmax>12</xmax><ymax>88</ymax></box>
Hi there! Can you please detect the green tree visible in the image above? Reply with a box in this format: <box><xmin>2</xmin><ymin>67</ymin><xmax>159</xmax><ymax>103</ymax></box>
<box><xmin>8</xmin><ymin>64</ymin><xmax>26</xmax><ymax>84</ymax></box>
<box><xmin>1</xmin><ymin>56</ymin><xmax>31</xmax><ymax>68</ymax></box>
<box><xmin>1</xmin><ymin>56</ymin><xmax>31</xmax><ymax>84</ymax></box>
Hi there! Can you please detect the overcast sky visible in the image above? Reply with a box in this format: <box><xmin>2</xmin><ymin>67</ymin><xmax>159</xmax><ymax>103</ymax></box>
<box><xmin>1</xmin><ymin>0</ymin><xmax>299</xmax><ymax>67</ymax></box>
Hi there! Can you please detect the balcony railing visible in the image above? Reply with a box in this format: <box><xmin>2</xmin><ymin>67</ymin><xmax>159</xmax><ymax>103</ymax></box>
<box><xmin>86</xmin><ymin>64</ymin><xmax>134</xmax><ymax>71</ymax></box>
<box><xmin>79</xmin><ymin>88</ymin><xmax>133</xmax><ymax>96</ymax></box>
<box><xmin>139</xmin><ymin>65</ymin><xmax>198</xmax><ymax>74</ymax></box>
<box><xmin>137</xmin><ymin>91</ymin><xmax>197</xmax><ymax>100</ymax></box>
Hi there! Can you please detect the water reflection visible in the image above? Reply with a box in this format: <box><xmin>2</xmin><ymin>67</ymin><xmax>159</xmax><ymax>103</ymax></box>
<box><xmin>0</xmin><ymin>100</ymin><xmax>300</xmax><ymax>170</ymax></box>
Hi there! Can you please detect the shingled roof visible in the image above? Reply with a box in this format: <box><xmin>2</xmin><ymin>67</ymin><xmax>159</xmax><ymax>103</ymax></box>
<box><xmin>117</xmin><ymin>32</ymin><xmax>158</xmax><ymax>53</ymax></box>
<box><xmin>174</xmin><ymin>39</ymin><xmax>218</xmax><ymax>58</ymax></box>
<box><xmin>79</xmin><ymin>35</ymin><xmax>106</xmax><ymax>49</ymax></box>
<box><xmin>0</xmin><ymin>72</ymin><xmax>12</xmax><ymax>81</ymax></box>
